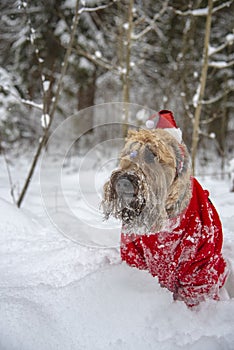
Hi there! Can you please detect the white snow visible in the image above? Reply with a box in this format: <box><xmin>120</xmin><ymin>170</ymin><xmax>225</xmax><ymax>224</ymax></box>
<box><xmin>30</xmin><ymin>28</ymin><xmax>36</xmax><ymax>45</ymax></box>
<box><xmin>226</xmin><ymin>33</ymin><xmax>234</xmax><ymax>44</ymax></box>
<box><xmin>41</xmin><ymin>113</ymin><xmax>50</xmax><ymax>128</ymax></box>
<box><xmin>0</xmin><ymin>153</ymin><xmax>234</xmax><ymax>350</ymax></box>
<box><xmin>176</xmin><ymin>8</ymin><xmax>208</xmax><ymax>16</ymax></box>
<box><xmin>54</xmin><ymin>19</ymin><xmax>67</xmax><ymax>36</ymax></box>
<box><xmin>193</xmin><ymin>83</ymin><xmax>201</xmax><ymax>108</ymax></box>
<box><xmin>21</xmin><ymin>99</ymin><xmax>43</xmax><ymax>110</ymax></box>
<box><xmin>63</xmin><ymin>0</ymin><xmax>77</xmax><ymax>9</ymax></box>
<box><xmin>120</xmin><ymin>67</ymin><xmax>127</xmax><ymax>74</ymax></box>
<box><xmin>191</xmin><ymin>8</ymin><xmax>208</xmax><ymax>16</ymax></box>
<box><xmin>209</xmin><ymin>132</ymin><xmax>216</xmax><ymax>139</ymax></box>
<box><xmin>79</xmin><ymin>57</ymin><xmax>94</xmax><ymax>70</ymax></box>
<box><xmin>209</xmin><ymin>61</ymin><xmax>232</xmax><ymax>69</ymax></box>
<box><xmin>208</xmin><ymin>44</ymin><xmax>217</xmax><ymax>57</ymax></box>
<box><xmin>43</xmin><ymin>80</ymin><xmax>50</xmax><ymax>92</ymax></box>
<box><xmin>123</xmin><ymin>22</ymin><xmax>129</xmax><ymax>30</ymax></box>
<box><xmin>95</xmin><ymin>50</ymin><xmax>102</xmax><ymax>59</ymax></box>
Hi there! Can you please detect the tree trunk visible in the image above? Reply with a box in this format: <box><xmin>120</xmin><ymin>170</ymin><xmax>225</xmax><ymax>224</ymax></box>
<box><xmin>122</xmin><ymin>0</ymin><xmax>134</xmax><ymax>138</ymax></box>
<box><xmin>191</xmin><ymin>0</ymin><xmax>213</xmax><ymax>175</ymax></box>
<box><xmin>77</xmin><ymin>70</ymin><xmax>96</xmax><ymax>132</ymax></box>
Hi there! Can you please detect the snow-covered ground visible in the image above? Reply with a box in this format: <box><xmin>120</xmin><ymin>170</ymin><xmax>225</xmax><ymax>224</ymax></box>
<box><xmin>0</xmin><ymin>152</ymin><xmax>234</xmax><ymax>350</ymax></box>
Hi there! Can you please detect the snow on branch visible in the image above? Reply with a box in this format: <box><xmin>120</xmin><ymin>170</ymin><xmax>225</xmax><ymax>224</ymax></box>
<box><xmin>20</xmin><ymin>98</ymin><xmax>43</xmax><ymax>110</ymax></box>
<box><xmin>173</xmin><ymin>0</ymin><xmax>233</xmax><ymax>16</ymax></box>
<box><xmin>209</xmin><ymin>60</ymin><xmax>234</xmax><ymax>68</ymax></box>
<box><xmin>208</xmin><ymin>42</ymin><xmax>227</xmax><ymax>56</ymax></box>
<box><xmin>212</xmin><ymin>0</ymin><xmax>233</xmax><ymax>13</ymax></box>
<box><xmin>208</xmin><ymin>33</ymin><xmax>234</xmax><ymax>56</ymax></box>
<box><xmin>78</xmin><ymin>0</ymin><xmax>118</xmax><ymax>15</ymax></box>
<box><xmin>192</xmin><ymin>83</ymin><xmax>200</xmax><ymax>108</ymax></box>
<box><xmin>0</xmin><ymin>84</ymin><xmax>43</xmax><ymax>111</ymax></box>
<box><xmin>174</xmin><ymin>7</ymin><xmax>208</xmax><ymax>16</ymax></box>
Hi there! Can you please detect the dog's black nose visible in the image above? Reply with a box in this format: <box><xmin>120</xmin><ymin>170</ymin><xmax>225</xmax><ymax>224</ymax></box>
<box><xmin>115</xmin><ymin>178</ymin><xmax>134</xmax><ymax>197</ymax></box>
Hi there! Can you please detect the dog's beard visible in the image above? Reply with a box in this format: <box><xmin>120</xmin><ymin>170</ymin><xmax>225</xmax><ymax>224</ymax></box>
<box><xmin>102</xmin><ymin>167</ymin><xmax>169</xmax><ymax>234</ymax></box>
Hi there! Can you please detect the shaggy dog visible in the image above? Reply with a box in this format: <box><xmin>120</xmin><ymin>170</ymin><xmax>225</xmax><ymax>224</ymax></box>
<box><xmin>102</xmin><ymin>110</ymin><xmax>228</xmax><ymax>307</ymax></box>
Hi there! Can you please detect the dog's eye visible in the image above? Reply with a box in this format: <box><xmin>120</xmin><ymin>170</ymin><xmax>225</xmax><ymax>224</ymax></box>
<box><xmin>130</xmin><ymin>150</ymin><xmax>138</xmax><ymax>159</ymax></box>
<box><xmin>144</xmin><ymin>146</ymin><xmax>155</xmax><ymax>163</ymax></box>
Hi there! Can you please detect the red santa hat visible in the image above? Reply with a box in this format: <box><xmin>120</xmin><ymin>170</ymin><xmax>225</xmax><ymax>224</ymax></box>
<box><xmin>146</xmin><ymin>110</ymin><xmax>182</xmax><ymax>143</ymax></box>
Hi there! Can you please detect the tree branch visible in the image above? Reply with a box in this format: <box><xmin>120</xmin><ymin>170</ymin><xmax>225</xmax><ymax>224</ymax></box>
<box><xmin>208</xmin><ymin>33</ymin><xmax>233</xmax><ymax>57</ymax></box>
<box><xmin>0</xmin><ymin>85</ymin><xmax>43</xmax><ymax>110</ymax></box>
<box><xmin>202</xmin><ymin>87</ymin><xmax>234</xmax><ymax>105</ymax></box>
<box><xmin>200</xmin><ymin>114</ymin><xmax>221</xmax><ymax>124</ymax></box>
<box><xmin>208</xmin><ymin>59</ymin><xmax>234</xmax><ymax>68</ymax></box>
<box><xmin>20</xmin><ymin>98</ymin><xmax>43</xmax><ymax>110</ymax></box>
<box><xmin>74</xmin><ymin>46</ymin><xmax>118</xmax><ymax>72</ymax></box>
<box><xmin>173</xmin><ymin>0</ymin><xmax>233</xmax><ymax>16</ymax></box>
<box><xmin>78</xmin><ymin>0</ymin><xmax>118</xmax><ymax>15</ymax></box>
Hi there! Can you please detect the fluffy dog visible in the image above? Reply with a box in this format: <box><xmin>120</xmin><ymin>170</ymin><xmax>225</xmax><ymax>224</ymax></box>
<box><xmin>102</xmin><ymin>110</ymin><xmax>228</xmax><ymax>307</ymax></box>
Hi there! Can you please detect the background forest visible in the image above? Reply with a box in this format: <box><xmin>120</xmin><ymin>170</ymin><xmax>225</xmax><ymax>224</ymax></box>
<box><xmin>0</xmin><ymin>0</ymin><xmax>233</xmax><ymax>185</ymax></box>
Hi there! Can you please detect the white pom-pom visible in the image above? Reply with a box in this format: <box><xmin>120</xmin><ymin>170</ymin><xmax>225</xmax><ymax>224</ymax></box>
<box><xmin>146</xmin><ymin>120</ymin><xmax>155</xmax><ymax>129</ymax></box>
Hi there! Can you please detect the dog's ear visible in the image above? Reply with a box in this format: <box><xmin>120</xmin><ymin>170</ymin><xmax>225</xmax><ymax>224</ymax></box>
<box><xmin>166</xmin><ymin>142</ymin><xmax>192</xmax><ymax>218</ymax></box>
<box><xmin>103</xmin><ymin>180</ymin><xmax>111</xmax><ymax>201</ymax></box>
<box><xmin>170</xmin><ymin>142</ymin><xmax>191</xmax><ymax>177</ymax></box>
<box><xmin>102</xmin><ymin>178</ymin><xmax>118</xmax><ymax>220</ymax></box>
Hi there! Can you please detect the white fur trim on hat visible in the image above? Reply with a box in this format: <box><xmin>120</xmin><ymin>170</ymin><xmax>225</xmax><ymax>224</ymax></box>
<box><xmin>164</xmin><ymin>128</ymin><xmax>182</xmax><ymax>143</ymax></box>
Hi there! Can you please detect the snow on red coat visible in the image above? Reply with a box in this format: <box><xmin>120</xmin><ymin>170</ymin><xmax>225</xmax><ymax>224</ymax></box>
<box><xmin>121</xmin><ymin>177</ymin><xmax>228</xmax><ymax>307</ymax></box>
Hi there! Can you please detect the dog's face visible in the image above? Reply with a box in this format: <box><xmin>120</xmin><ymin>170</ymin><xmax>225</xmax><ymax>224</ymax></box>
<box><xmin>102</xmin><ymin>128</ymin><xmax>192</xmax><ymax>233</ymax></box>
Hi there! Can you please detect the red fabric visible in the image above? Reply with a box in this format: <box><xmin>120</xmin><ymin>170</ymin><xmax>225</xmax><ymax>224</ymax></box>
<box><xmin>121</xmin><ymin>177</ymin><xmax>228</xmax><ymax>307</ymax></box>
<box><xmin>157</xmin><ymin>110</ymin><xmax>178</xmax><ymax>128</ymax></box>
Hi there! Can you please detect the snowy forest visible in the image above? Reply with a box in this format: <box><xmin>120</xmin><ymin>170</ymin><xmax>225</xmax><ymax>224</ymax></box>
<box><xmin>1</xmin><ymin>0</ymin><xmax>234</xmax><ymax>166</ymax></box>
<box><xmin>1</xmin><ymin>1</ymin><xmax>234</xmax><ymax>350</ymax></box>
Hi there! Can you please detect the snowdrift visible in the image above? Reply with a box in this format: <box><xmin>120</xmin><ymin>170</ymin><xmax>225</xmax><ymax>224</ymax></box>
<box><xmin>0</xmin><ymin>193</ymin><xmax>234</xmax><ymax>350</ymax></box>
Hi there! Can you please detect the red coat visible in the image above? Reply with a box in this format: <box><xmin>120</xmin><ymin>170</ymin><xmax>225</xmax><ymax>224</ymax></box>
<box><xmin>121</xmin><ymin>178</ymin><xmax>228</xmax><ymax>306</ymax></box>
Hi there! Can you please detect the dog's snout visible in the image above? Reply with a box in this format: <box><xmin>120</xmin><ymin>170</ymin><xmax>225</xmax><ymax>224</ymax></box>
<box><xmin>115</xmin><ymin>178</ymin><xmax>134</xmax><ymax>196</ymax></box>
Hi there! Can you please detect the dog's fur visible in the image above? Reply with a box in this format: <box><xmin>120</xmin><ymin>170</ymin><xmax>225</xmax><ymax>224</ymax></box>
<box><xmin>102</xmin><ymin>128</ymin><xmax>192</xmax><ymax>233</ymax></box>
<box><xmin>102</xmin><ymin>127</ymin><xmax>228</xmax><ymax>306</ymax></box>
